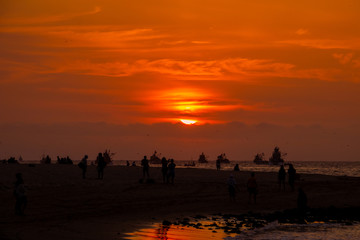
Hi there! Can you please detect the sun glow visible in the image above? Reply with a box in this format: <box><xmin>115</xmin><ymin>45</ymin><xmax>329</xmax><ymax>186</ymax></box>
<box><xmin>180</xmin><ymin>119</ymin><xmax>197</xmax><ymax>125</ymax></box>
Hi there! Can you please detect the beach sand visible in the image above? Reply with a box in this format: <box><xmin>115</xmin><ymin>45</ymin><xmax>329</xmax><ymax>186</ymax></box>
<box><xmin>1</xmin><ymin>164</ymin><xmax>359</xmax><ymax>239</ymax></box>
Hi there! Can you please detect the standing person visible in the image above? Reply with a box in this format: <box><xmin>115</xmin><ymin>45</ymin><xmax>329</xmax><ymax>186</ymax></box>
<box><xmin>297</xmin><ymin>187</ymin><xmax>308</xmax><ymax>214</ymax></box>
<box><xmin>234</xmin><ymin>164</ymin><xmax>240</xmax><ymax>171</ymax></box>
<box><xmin>161</xmin><ymin>157</ymin><xmax>168</xmax><ymax>183</ymax></box>
<box><xmin>78</xmin><ymin>155</ymin><xmax>88</xmax><ymax>179</ymax></box>
<box><xmin>167</xmin><ymin>159</ymin><xmax>176</xmax><ymax>184</ymax></box>
<box><xmin>227</xmin><ymin>174</ymin><xmax>237</xmax><ymax>201</ymax></box>
<box><xmin>288</xmin><ymin>164</ymin><xmax>296</xmax><ymax>191</ymax></box>
<box><xmin>278</xmin><ymin>165</ymin><xmax>286</xmax><ymax>191</ymax></box>
<box><xmin>247</xmin><ymin>172</ymin><xmax>258</xmax><ymax>204</ymax></box>
<box><xmin>14</xmin><ymin>173</ymin><xmax>27</xmax><ymax>215</ymax></box>
<box><xmin>141</xmin><ymin>156</ymin><xmax>150</xmax><ymax>179</ymax></box>
<box><xmin>216</xmin><ymin>158</ymin><xmax>221</xmax><ymax>171</ymax></box>
<box><xmin>97</xmin><ymin>153</ymin><xmax>106</xmax><ymax>179</ymax></box>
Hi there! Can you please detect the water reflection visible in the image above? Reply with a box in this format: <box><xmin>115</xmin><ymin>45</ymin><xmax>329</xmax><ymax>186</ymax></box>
<box><xmin>125</xmin><ymin>223</ymin><xmax>231</xmax><ymax>240</ymax></box>
<box><xmin>125</xmin><ymin>221</ymin><xmax>360</xmax><ymax>240</ymax></box>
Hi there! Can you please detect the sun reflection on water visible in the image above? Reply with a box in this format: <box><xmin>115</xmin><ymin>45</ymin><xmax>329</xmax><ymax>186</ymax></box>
<box><xmin>124</xmin><ymin>223</ymin><xmax>231</xmax><ymax>240</ymax></box>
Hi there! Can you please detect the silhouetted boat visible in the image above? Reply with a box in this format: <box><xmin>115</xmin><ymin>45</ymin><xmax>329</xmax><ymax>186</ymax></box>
<box><xmin>198</xmin><ymin>152</ymin><xmax>208</xmax><ymax>163</ymax></box>
<box><xmin>253</xmin><ymin>153</ymin><xmax>268</xmax><ymax>165</ymax></box>
<box><xmin>269</xmin><ymin>146</ymin><xmax>285</xmax><ymax>165</ymax></box>
<box><xmin>149</xmin><ymin>150</ymin><xmax>162</xmax><ymax>164</ymax></box>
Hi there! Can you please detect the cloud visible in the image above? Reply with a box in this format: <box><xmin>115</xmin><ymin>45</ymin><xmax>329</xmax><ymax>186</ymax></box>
<box><xmin>0</xmin><ymin>6</ymin><xmax>101</xmax><ymax>25</ymax></box>
<box><xmin>295</xmin><ymin>28</ymin><xmax>309</xmax><ymax>35</ymax></box>
<box><xmin>277</xmin><ymin>39</ymin><xmax>360</xmax><ymax>50</ymax></box>
<box><xmin>333</xmin><ymin>53</ymin><xmax>354</xmax><ymax>65</ymax></box>
<box><xmin>45</xmin><ymin>58</ymin><xmax>296</xmax><ymax>80</ymax></box>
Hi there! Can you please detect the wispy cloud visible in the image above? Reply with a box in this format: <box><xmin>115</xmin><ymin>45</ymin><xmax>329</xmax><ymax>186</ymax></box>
<box><xmin>277</xmin><ymin>39</ymin><xmax>360</xmax><ymax>50</ymax></box>
<box><xmin>0</xmin><ymin>6</ymin><xmax>101</xmax><ymax>25</ymax></box>
<box><xmin>295</xmin><ymin>28</ymin><xmax>309</xmax><ymax>36</ymax></box>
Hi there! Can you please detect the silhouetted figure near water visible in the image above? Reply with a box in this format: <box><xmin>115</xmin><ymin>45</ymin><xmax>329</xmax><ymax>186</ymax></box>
<box><xmin>297</xmin><ymin>187</ymin><xmax>308</xmax><ymax>216</ymax></box>
<box><xmin>167</xmin><ymin>159</ymin><xmax>176</xmax><ymax>184</ymax></box>
<box><xmin>78</xmin><ymin>155</ymin><xmax>88</xmax><ymax>179</ymax></box>
<box><xmin>97</xmin><ymin>153</ymin><xmax>106</xmax><ymax>179</ymax></box>
<box><xmin>41</xmin><ymin>155</ymin><xmax>51</xmax><ymax>164</ymax></box>
<box><xmin>227</xmin><ymin>174</ymin><xmax>237</xmax><ymax>201</ymax></box>
<box><xmin>132</xmin><ymin>161</ymin><xmax>136</xmax><ymax>167</ymax></box>
<box><xmin>14</xmin><ymin>173</ymin><xmax>27</xmax><ymax>215</ymax></box>
<box><xmin>216</xmin><ymin>158</ymin><xmax>221</xmax><ymax>170</ymax></box>
<box><xmin>234</xmin><ymin>164</ymin><xmax>240</xmax><ymax>171</ymax></box>
<box><xmin>288</xmin><ymin>164</ymin><xmax>296</xmax><ymax>191</ymax></box>
<box><xmin>57</xmin><ymin>156</ymin><xmax>73</xmax><ymax>164</ymax></box>
<box><xmin>126</xmin><ymin>161</ymin><xmax>130</xmax><ymax>166</ymax></box>
<box><xmin>141</xmin><ymin>156</ymin><xmax>150</xmax><ymax>179</ymax></box>
<box><xmin>278</xmin><ymin>165</ymin><xmax>286</xmax><ymax>191</ymax></box>
<box><xmin>161</xmin><ymin>157</ymin><xmax>168</xmax><ymax>183</ymax></box>
<box><xmin>247</xmin><ymin>172</ymin><xmax>258</xmax><ymax>204</ymax></box>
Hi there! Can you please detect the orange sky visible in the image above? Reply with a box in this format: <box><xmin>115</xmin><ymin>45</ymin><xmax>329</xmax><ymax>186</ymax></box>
<box><xmin>0</xmin><ymin>1</ymin><xmax>359</xmax><ymax>160</ymax></box>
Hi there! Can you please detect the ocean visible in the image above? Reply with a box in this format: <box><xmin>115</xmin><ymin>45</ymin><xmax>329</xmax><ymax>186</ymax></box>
<box><xmin>112</xmin><ymin>160</ymin><xmax>360</xmax><ymax>177</ymax></box>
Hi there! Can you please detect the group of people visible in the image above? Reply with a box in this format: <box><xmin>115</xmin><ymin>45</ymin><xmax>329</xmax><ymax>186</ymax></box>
<box><xmin>227</xmin><ymin>164</ymin><xmax>307</xmax><ymax>212</ymax></box>
<box><xmin>140</xmin><ymin>156</ymin><xmax>176</xmax><ymax>184</ymax></box>
<box><xmin>227</xmin><ymin>172</ymin><xmax>258</xmax><ymax>204</ymax></box>
<box><xmin>161</xmin><ymin>157</ymin><xmax>176</xmax><ymax>184</ymax></box>
<box><xmin>77</xmin><ymin>153</ymin><xmax>107</xmax><ymax>179</ymax></box>
<box><xmin>278</xmin><ymin>164</ymin><xmax>297</xmax><ymax>191</ymax></box>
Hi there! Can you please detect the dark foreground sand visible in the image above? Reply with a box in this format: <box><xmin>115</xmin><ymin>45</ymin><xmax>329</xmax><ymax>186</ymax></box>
<box><xmin>1</xmin><ymin>164</ymin><xmax>360</xmax><ymax>239</ymax></box>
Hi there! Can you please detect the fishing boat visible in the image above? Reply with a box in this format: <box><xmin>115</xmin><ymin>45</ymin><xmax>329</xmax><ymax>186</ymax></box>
<box><xmin>198</xmin><ymin>152</ymin><xmax>208</xmax><ymax>163</ymax></box>
<box><xmin>269</xmin><ymin>146</ymin><xmax>285</xmax><ymax>165</ymax></box>
<box><xmin>253</xmin><ymin>153</ymin><xmax>268</xmax><ymax>164</ymax></box>
<box><xmin>149</xmin><ymin>150</ymin><xmax>162</xmax><ymax>164</ymax></box>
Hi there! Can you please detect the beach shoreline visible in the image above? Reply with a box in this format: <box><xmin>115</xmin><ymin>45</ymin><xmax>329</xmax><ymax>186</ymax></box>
<box><xmin>1</xmin><ymin>164</ymin><xmax>360</xmax><ymax>239</ymax></box>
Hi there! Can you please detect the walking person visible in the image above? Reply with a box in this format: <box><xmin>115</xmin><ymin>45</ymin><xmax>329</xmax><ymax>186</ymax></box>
<box><xmin>78</xmin><ymin>155</ymin><xmax>88</xmax><ymax>179</ymax></box>
<box><xmin>278</xmin><ymin>165</ymin><xmax>286</xmax><ymax>191</ymax></box>
<box><xmin>227</xmin><ymin>174</ymin><xmax>237</xmax><ymax>201</ymax></box>
<box><xmin>161</xmin><ymin>157</ymin><xmax>168</xmax><ymax>183</ymax></box>
<box><xmin>297</xmin><ymin>187</ymin><xmax>308</xmax><ymax>215</ymax></box>
<box><xmin>167</xmin><ymin>159</ymin><xmax>176</xmax><ymax>184</ymax></box>
<box><xmin>141</xmin><ymin>155</ymin><xmax>150</xmax><ymax>179</ymax></box>
<box><xmin>97</xmin><ymin>153</ymin><xmax>106</xmax><ymax>179</ymax></box>
<box><xmin>247</xmin><ymin>172</ymin><xmax>258</xmax><ymax>204</ymax></box>
<box><xmin>288</xmin><ymin>164</ymin><xmax>296</xmax><ymax>191</ymax></box>
<box><xmin>14</xmin><ymin>173</ymin><xmax>27</xmax><ymax>215</ymax></box>
<box><xmin>216</xmin><ymin>158</ymin><xmax>221</xmax><ymax>170</ymax></box>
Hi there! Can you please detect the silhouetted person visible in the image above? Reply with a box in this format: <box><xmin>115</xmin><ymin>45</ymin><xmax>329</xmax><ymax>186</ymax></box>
<box><xmin>126</xmin><ymin>161</ymin><xmax>130</xmax><ymax>167</ymax></box>
<box><xmin>288</xmin><ymin>164</ymin><xmax>296</xmax><ymax>191</ymax></box>
<box><xmin>234</xmin><ymin>164</ymin><xmax>240</xmax><ymax>171</ymax></box>
<box><xmin>14</xmin><ymin>173</ymin><xmax>27</xmax><ymax>215</ymax></box>
<box><xmin>97</xmin><ymin>153</ymin><xmax>106</xmax><ymax>179</ymax></box>
<box><xmin>278</xmin><ymin>165</ymin><xmax>286</xmax><ymax>191</ymax></box>
<box><xmin>161</xmin><ymin>157</ymin><xmax>168</xmax><ymax>183</ymax></box>
<box><xmin>247</xmin><ymin>172</ymin><xmax>258</xmax><ymax>204</ymax></box>
<box><xmin>79</xmin><ymin>155</ymin><xmax>88</xmax><ymax>179</ymax></box>
<box><xmin>44</xmin><ymin>155</ymin><xmax>51</xmax><ymax>164</ymax></box>
<box><xmin>141</xmin><ymin>156</ymin><xmax>149</xmax><ymax>179</ymax></box>
<box><xmin>167</xmin><ymin>159</ymin><xmax>176</xmax><ymax>184</ymax></box>
<box><xmin>216</xmin><ymin>159</ymin><xmax>221</xmax><ymax>170</ymax></box>
<box><xmin>297</xmin><ymin>187</ymin><xmax>308</xmax><ymax>215</ymax></box>
<box><xmin>132</xmin><ymin>161</ymin><xmax>136</xmax><ymax>167</ymax></box>
<box><xmin>227</xmin><ymin>174</ymin><xmax>237</xmax><ymax>201</ymax></box>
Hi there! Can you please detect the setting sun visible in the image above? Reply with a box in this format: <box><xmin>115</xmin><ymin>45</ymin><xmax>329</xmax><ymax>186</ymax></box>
<box><xmin>180</xmin><ymin>119</ymin><xmax>197</xmax><ymax>125</ymax></box>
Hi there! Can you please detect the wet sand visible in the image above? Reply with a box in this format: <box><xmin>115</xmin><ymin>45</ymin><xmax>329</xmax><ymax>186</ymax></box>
<box><xmin>1</xmin><ymin>164</ymin><xmax>359</xmax><ymax>239</ymax></box>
